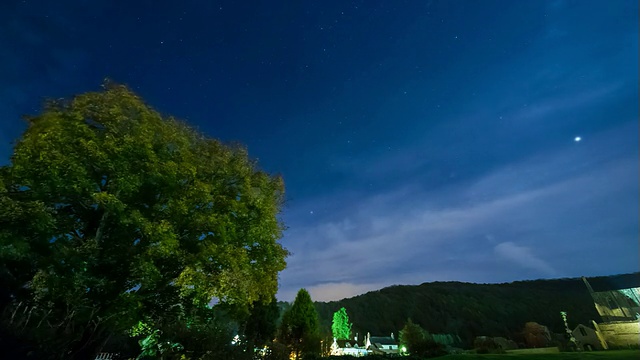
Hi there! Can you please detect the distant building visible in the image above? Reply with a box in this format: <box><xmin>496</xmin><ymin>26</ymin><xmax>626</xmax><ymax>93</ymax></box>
<box><xmin>367</xmin><ymin>332</ymin><xmax>399</xmax><ymax>355</ymax></box>
<box><xmin>330</xmin><ymin>332</ymin><xmax>400</xmax><ymax>356</ymax></box>
<box><xmin>330</xmin><ymin>338</ymin><xmax>368</xmax><ymax>357</ymax></box>
<box><xmin>572</xmin><ymin>324</ymin><xmax>602</xmax><ymax>351</ymax></box>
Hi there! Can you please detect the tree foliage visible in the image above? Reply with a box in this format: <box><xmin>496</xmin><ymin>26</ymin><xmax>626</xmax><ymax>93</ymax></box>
<box><xmin>399</xmin><ymin>319</ymin><xmax>444</xmax><ymax>357</ymax></box>
<box><xmin>279</xmin><ymin>289</ymin><xmax>321</xmax><ymax>359</ymax></box>
<box><xmin>0</xmin><ymin>82</ymin><xmax>288</xmax><ymax>359</ymax></box>
<box><xmin>522</xmin><ymin>321</ymin><xmax>551</xmax><ymax>348</ymax></box>
<box><xmin>313</xmin><ymin>275</ymin><xmax>615</xmax><ymax>346</ymax></box>
<box><xmin>244</xmin><ymin>296</ymin><xmax>280</xmax><ymax>347</ymax></box>
<box><xmin>331</xmin><ymin>307</ymin><xmax>352</xmax><ymax>340</ymax></box>
<box><xmin>399</xmin><ymin>319</ymin><xmax>428</xmax><ymax>354</ymax></box>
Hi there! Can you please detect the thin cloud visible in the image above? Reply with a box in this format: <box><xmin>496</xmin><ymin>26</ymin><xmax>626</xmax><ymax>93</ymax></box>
<box><xmin>278</xmin><ymin>124</ymin><xmax>638</xmax><ymax>301</ymax></box>
<box><xmin>294</xmin><ymin>283</ymin><xmax>385</xmax><ymax>303</ymax></box>
<box><xmin>509</xmin><ymin>82</ymin><xmax>623</xmax><ymax>123</ymax></box>
<box><xmin>494</xmin><ymin>241</ymin><xmax>556</xmax><ymax>276</ymax></box>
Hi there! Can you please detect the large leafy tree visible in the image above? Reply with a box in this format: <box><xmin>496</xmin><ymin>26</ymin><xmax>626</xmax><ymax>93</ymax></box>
<box><xmin>331</xmin><ymin>307</ymin><xmax>352</xmax><ymax>340</ymax></box>
<box><xmin>279</xmin><ymin>289</ymin><xmax>320</xmax><ymax>359</ymax></box>
<box><xmin>0</xmin><ymin>82</ymin><xmax>288</xmax><ymax>359</ymax></box>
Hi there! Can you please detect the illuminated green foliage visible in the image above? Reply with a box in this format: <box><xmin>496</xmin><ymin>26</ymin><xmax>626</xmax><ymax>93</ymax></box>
<box><xmin>129</xmin><ymin>320</ymin><xmax>184</xmax><ymax>359</ymax></box>
<box><xmin>331</xmin><ymin>307</ymin><xmax>352</xmax><ymax>340</ymax></box>
<box><xmin>0</xmin><ymin>82</ymin><xmax>288</xmax><ymax>358</ymax></box>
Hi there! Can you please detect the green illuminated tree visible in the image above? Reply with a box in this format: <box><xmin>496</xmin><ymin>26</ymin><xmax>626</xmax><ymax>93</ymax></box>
<box><xmin>331</xmin><ymin>307</ymin><xmax>352</xmax><ymax>340</ymax></box>
<box><xmin>279</xmin><ymin>289</ymin><xmax>321</xmax><ymax>359</ymax></box>
<box><xmin>0</xmin><ymin>82</ymin><xmax>288</xmax><ymax>359</ymax></box>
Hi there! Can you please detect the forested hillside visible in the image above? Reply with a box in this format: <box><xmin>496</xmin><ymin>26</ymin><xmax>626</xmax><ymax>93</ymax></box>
<box><xmin>314</xmin><ymin>274</ymin><xmax>638</xmax><ymax>346</ymax></box>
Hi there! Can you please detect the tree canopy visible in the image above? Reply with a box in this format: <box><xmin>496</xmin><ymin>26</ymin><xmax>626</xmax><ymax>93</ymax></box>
<box><xmin>0</xmin><ymin>82</ymin><xmax>288</xmax><ymax>359</ymax></box>
<box><xmin>331</xmin><ymin>307</ymin><xmax>352</xmax><ymax>340</ymax></box>
<box><xmin>399</xmin><ymin>319</ymin><xmax>442</xmax><ymax>357</ymax></box>
<box><xmin>244</xmin><ymin>296</ymin><xmax>280</xmax><ymax>347</ymax></box>
<box><xmin>279</xmin><ymin>289</ymin><xmax>320</xmax><ymax>358</ymax></box>
<box><xmin>313</xmin><ymin>276</ymin><xmax>605</xmax><ymax>346</ymax></box>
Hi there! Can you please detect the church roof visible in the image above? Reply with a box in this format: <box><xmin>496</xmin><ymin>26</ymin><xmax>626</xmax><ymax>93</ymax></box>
<box><xmin>369</xmin><ymin>336</ymin><xmax>396</xmax><ymax>345</ymax></box>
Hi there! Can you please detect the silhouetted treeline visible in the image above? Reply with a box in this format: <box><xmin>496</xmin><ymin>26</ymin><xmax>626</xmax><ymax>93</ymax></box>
<box><xmin>313</xmin><ymin>274</ymin><xmax>638</xmax><ymax>346</ymax></box>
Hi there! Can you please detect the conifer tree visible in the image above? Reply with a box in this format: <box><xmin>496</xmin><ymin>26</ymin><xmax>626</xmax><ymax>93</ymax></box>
<box><xmin>279</xmin><ymin>289</ymin><xmax>320</xmax><ymax>358</ymax></box>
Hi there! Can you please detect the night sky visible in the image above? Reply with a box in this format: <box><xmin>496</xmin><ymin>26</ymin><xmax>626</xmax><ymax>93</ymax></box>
<box><xmin>1</xmin><ymin>0</ymin><xmax>638</xmax><ymax>302</ymax></box>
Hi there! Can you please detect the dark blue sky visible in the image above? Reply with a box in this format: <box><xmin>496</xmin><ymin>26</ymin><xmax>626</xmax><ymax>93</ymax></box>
<box><xmin>1</xmin><ymin>0</ymin><xmax>638</xmax><ymax>301</ymax></box>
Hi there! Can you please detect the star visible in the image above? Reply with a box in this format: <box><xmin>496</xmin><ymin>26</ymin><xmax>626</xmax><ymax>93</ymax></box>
<box><xmin>574</xmin><ymin>136</ymin><xmax>581</xmax><ymax>142</ymax></box>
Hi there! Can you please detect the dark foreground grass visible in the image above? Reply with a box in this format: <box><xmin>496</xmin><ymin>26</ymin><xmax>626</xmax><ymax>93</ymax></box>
<box><xmin>442</xmin><ymin>350</ymin><xmax>640</xmax><ymax>360</ymax></box>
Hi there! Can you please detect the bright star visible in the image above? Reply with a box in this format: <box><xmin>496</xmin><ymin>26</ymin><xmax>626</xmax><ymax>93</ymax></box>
<box><xmin>574</xmin><ymin>136</ymin><xmax>581</xmax><ymax>142</ymax></box>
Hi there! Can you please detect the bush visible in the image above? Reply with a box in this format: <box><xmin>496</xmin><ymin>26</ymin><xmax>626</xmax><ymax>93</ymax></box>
<box><xmin>473</xmin><ymin>336</ymin><xmax>505</xmax><ymax>354</ymax></box>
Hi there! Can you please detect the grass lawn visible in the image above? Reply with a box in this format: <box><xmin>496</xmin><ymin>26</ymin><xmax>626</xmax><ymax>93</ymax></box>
<box><xmin>442</xmin><ymin>350</ymin><xmax>640</xmax><ymax>360</ymax></box>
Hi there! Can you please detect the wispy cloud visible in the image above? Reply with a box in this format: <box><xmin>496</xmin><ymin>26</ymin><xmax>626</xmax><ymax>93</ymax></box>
<box><xmin>508</xmin><ymin>82</ymin><xmax>623</xmax><ymax>123</ymax></box>
<box><xmin>281</xmin><ymin>282</ymin><xmax>385</xmax><ymax>303</ymax></box>
<box><xmin>278</xmin><ymin>123</ymin><xmax>638</xmax><ymax>301</ymax></box>
<box><xmin>494</xmin><ymin>241</ymin><xmax>556</xmax><ymax>276</ymax></box>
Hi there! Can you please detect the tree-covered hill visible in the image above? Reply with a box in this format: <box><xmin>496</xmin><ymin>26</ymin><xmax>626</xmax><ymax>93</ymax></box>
<box><xmin>314</xmin><ymin>273</ymin><xmax>639</xmax><ymax>346</ymax></box>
